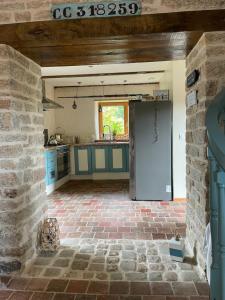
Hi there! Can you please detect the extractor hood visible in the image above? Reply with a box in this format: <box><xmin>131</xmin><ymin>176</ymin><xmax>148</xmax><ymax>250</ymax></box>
<box><xmin>42</xmin><ymin>80</ymin><xmax>64</xmax><ymax>110</ymax></box>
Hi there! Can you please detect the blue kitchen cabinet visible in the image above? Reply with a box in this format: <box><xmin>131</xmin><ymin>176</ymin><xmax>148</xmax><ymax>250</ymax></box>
<box><xmin>45</xmin><ymin>150</ymin><xmax>57</xmax><ymax>185</ymax></box>
<box><xmin>74</xmin><ymin>144</ymin><xmax>129</xmax><ymax>175</ymax></box>
<box><xmin>74</xmin><ymin>146</ymin><xmax>92</xmax><ymax>175</ymax></box>
<box><xmin>92</xmin><ymin>145</ymin><xmax>109</xmax><ymax>172</ymax></box>
<box><xmin>109</xmin><ymin>144</ymin><xmax>127</xmax><ymax>172</ymax></box>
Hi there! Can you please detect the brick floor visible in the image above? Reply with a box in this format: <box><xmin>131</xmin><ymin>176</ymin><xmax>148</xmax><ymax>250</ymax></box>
<box><xmin>47</xmin><ymin>181</ymin><xmax>186</xmax><ymax>240</ymax></box>
<box><xmin>0</xmin><ymin>277</ymin><xmax>209</xmax><ymax>299</ymax></box>
<box><xmin>0</xmin><ymin>181</ymin><xmax>206</xmax><ymax>299</ymax></box>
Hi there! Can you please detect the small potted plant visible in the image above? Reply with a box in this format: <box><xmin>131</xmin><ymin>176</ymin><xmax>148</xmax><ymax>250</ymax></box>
<box><xmin>112</xmin><ymin>129</ymin><xmax>117</xmax><ymax>141</ymax></box>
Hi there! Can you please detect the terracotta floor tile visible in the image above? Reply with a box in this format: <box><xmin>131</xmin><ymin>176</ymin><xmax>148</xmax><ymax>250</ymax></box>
<box><xmin>0</xmin><ymin>290</ymin><xmax>12</xmax><ymax>300</ymax></box>
<box><xmin>172</xmin><ymin>282</ymin><xmax>197</xmax><ymax>296</ymax></box>
<box><xmin>53</xmin><ymin>293</ymin><xmax>75</xmax><ymax>300</ymax></box>
<box><xmin>119</xmin><ymin>296</ymin><xmax>142</xmax><ymax>300</ymax></box>
<box><xmin>97</xmin><ymin>296</ymin><xmax>118</xmax><ymax>300</ymax></box>
<box><xmin>9</xmin><ymin>291</ymin><xmax>33</xmax><ymax>300</ymax></box>
<box><xmin>66</xmin><ymin>280</ymin><xmax>89</xmax><ymax>293</ymax></box>
<box><xmin>46</xmin><ymin>181</ymin><xmax>186</xmax><ymax>241</ymax></box>
<box><xmin>30</xmin><ymin>292</ymin><xmax>54</xmax><ymax>300</ymax></box>
<box><xmin>87</xmin><ymin>281</ymin><xmax>109</xmax><ymax>294</ymax></box>
<box><xmin>189</xmin><ymin>297</ymin><xmax>209</xmax><ymax>300</ymax></box>
<box><xmin>143</xmin><ymin>296</ymin><xmax>165</xmax><ymax>300</ymax></box>
<box><xmin>130</xmin><ymin>282</ymin><xmax>151</xmax><ymax>295</ymax></box>
<box><xmin>75</xmin><ymin>295</ymin><xmax>97</xmax><ymax>300</ymax></box>
<box><xmin>26</xmin><ymin>278</ymin><xmax>49</xmax><ymax>291</ymax></box>
<box><xmin>110</xmin><ymin>281</ymin><xmax>129</xmax><ymax>295</ymax></box>
<box><xmin>46</xmin><ymin>279</ymin><xmax>69</xmax><ymax>292</ymax></box>
<box><xmin>166</xmin><ymin>297</ymin><xmax>188</xmax><ymax>300</ymax></box>
<box><xmin>194</xmin><ymin>282</ymin><xmax>210</xmax><ymax>296</ymax></box>
<box><xmin>151</xmin><ymin>283</ymin><xmax>173</xmax><ymax>296</ymax></box>
<box><xmin>7</xmin><ymin>278</ymin><xmax>30</xmax><ymax>290</ymax></box>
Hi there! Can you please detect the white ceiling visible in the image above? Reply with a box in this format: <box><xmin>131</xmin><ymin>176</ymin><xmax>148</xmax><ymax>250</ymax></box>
<box><xmin>42</xmin><ymin>61</ymin><xmax>172</xmax><ymax>87</ymax></box>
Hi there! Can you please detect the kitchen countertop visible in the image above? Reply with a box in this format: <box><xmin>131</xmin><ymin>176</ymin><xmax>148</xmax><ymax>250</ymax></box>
<box><xmin>44</xmin><ymin>141</ymin><xmax>129</xmax><ymax>151</ymax></box>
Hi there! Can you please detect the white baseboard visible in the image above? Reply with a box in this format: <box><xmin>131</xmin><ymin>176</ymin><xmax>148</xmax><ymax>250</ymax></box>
<box><xmin>46</xmin><ymin>175</ymin><xmax>70</xmax><ymax>195</ymax></box>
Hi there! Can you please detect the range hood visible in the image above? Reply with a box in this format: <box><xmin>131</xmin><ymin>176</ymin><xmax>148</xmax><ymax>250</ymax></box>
<box><xmin>42</xmin><ymin>80</ymin><xmax>64</xmax><ymax>110</ymax></box>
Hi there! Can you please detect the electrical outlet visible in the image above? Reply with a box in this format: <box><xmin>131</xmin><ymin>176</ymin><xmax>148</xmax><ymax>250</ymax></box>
<box><xmin>166</xmin><ymin>185</ymin><xmax>171</xmax><ymax>193</ymax></box>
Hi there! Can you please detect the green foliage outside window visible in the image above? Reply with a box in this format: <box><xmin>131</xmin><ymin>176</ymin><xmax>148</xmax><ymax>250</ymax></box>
<box><xmin>102</xmin><ymin>106</ymin><xmax>125</xmax><ymax>135</ymax></box>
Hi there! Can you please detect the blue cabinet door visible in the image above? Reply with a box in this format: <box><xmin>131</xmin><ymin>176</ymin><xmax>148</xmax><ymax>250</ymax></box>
<box><xmin>92</xmin><ymin>146</ymin><xmax>109</xmax><ymax>172</ymax></box>
<box><xmin>45</xmin><ymin>150</ymin><xmax>57</xmax><ymax>185</ymax></box>
<box><xmin>74</xmin><ymin>146</ymin><xmax>92</xmax><ymax>175</ymax></box>
<box><xmin>109</xmin><ymin>144</ymin><xmax>127</xmax><ymax>172</ymax></box>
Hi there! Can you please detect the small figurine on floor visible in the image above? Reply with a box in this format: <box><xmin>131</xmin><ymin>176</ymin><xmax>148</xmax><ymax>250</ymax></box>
<box><xmin>39</xmin><ymin>218</ymin><xmax>60</xmax><ymax>252</ymax></box>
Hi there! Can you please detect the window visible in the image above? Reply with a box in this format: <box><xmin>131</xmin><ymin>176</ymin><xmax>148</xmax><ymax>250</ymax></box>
<box><xmin>98</xmin><ymin>102</ymin><xmax>129</xmax><ymax>139</ymax></box>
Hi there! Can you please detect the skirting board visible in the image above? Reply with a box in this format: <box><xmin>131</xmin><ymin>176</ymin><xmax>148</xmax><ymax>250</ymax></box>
<box><xmin>46</xmin><ymin>175</ymin><xmax>70</xmax><ymax>195</ymax></box>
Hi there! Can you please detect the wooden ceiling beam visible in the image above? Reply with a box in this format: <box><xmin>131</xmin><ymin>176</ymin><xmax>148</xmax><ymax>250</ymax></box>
<box><xmin>54</xmin><ymin>82</ymin><xmax>160</xmax><ymax>88</ymax></box>
<box><xmin>0</xmin><ymin>10</ymin><xmax>224</xmax><ymax>44</ymax></box>
<box><xmin>42</xmin><ymin>71</ymin><xmax>165</xmax><ymax>79</ymax></box>
<box><xmin>0</xmin><ymin>10</ymin><xmax>224</xmax><ymax>66</ymax></box>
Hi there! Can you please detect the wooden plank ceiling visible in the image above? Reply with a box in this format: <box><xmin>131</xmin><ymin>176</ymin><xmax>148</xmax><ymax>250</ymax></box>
<box><xmin>0</xmin><ymin>9</ymin><xmax>225</xmax><ymax>66</ymax></box>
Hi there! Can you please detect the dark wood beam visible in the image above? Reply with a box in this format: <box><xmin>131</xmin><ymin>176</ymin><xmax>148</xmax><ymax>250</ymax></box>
<box><xmin>54</xmin><ymin>82</ymin><xmax>159</xmax><ymax>88</ymax></box>
<box><xmin>42</xmin><ymin>71</ymin><xmax>164</xmax><ymax>79</ymax></box>
<box><xmin>0</xmin><ymin>10</ymin><xmax>224</xmax><ymax>66</ymax></box>
<box><xmin>57</xmin><ymin>94</ymin><xmax>148</xmax><ymax>99</ymax></box>
<box><xmin>0</xmin><ymin>10</ymin><xmax>223</xmax><ymax>44</ymax></box>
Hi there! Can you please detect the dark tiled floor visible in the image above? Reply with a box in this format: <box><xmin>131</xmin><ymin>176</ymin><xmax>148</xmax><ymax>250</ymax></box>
<box><xmin>48</xmin><ymin>181</ymin><xmax>186</xmax><ymax>240</ymax></box>
<box><xmin>0</xmin><ymin>277</ymin><xmax>210</xmax><ymax>299</ymax></box>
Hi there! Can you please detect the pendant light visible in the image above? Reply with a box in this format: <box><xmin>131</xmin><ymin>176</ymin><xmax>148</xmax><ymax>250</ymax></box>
<box><xmin>72</xmin><ymin>82</ymin><xmax>81</xmax><ymax>110</ymax></box>
<box><xmin>72</xmin><ymin>97</ymin><xmax>77</xmax><ymax>110</ymax></box>
<box><xmin>98</xmin><ymin>81</ymin><xmax>105</xmax><ymax>112</ymax></box>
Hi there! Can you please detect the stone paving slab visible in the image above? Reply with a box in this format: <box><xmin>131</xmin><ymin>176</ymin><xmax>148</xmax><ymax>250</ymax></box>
<box><xmin>20</xmin><ymin>239</ymin><xmax>203</xmax><ymax>283</ymax></box>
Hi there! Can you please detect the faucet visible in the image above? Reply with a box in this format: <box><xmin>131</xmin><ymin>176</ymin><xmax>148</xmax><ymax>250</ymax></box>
<box><xmin>103</xmin><ymin>125</ymin><xmax>112</xmax><ymax>140</ymax></box>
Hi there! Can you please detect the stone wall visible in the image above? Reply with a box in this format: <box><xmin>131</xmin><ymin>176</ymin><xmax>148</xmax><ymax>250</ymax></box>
<box><xmin>0</xmin><ymin>44</ymin><xmax>47</xmax><ymax>272</ymax></box>
<box><xmin>185</xmin><ymin>31</ymin><xmax>225</xmax><ymax>274</ymax></box>
<box><xmin>0</xmin><ymin>0</ymin><xmax>225</xmax><ymax>24</ymax></box>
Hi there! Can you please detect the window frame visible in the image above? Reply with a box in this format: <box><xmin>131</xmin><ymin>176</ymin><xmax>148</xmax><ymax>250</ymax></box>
<box><xmin>98</xmin><ymin>101</ymin><xmax>129</xmax><ymax>139</ymax></box>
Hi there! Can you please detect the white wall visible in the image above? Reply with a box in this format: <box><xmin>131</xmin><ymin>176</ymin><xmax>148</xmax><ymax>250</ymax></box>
<box><xmin>43</xmin><ymin>82</ymin><xmax>56</xmax><ymax>136</ymax></box>
<box><xmin>160</xmin><ymin>62</ymin><xmax>173</xmax><ymax>100</ymax></box>
<box><xmin>171</xmin><ymin>60</ymin><xmax>186</xmax><ymax>199</ymax></box>
<box><xmin>54</xmin><ymin>91</ymin><xmax>96</xmax><ymax>142</ymax></box>
<box><xmin>54</xmin><ymin>84</ymin><xmax>159</xmax><ymax>142</ymax></box>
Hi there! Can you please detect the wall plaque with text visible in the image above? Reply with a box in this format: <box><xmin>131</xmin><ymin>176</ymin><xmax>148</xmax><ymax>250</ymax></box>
<box><xmin>52</xmin><ymin>0</ymin><xmax>142</xmax><ymax>20</ymax></box>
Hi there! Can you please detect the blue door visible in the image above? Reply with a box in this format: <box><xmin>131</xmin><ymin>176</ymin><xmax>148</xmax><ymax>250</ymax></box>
<box><xmin>92</xmin><ymin>145</ymin><xmax>109</xmax><ymax>172</ymax></box>
<box><xmin>74</xmin><ymin>146</ymin><xmax>92</xmax><ymax>175</ymax></box>
<box><xmin>109</xmin><ymin>144</ymin><xmax>127</xmax><ymax>172</ymax></box>
<box><xmin>45</xmin><ymin>150</ymin><xmax>57</xmax><ymax>185</ymax></box>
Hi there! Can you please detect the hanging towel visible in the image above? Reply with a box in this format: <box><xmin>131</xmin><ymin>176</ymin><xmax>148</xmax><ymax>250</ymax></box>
<box><xmin>203</xmin><ymin>223</ymin><xmax>212</xmax><ymax>284</ymax></box>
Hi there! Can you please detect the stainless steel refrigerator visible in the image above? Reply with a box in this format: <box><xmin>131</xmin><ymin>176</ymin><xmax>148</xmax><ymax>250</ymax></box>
<box><xmin>129</xmin><ymin>101</ymin><xmax>172</xmax><ymax>201</ymax></box>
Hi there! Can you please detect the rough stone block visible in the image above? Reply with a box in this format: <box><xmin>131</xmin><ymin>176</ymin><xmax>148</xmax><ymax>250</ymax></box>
<box><xmin>0</xmin><ymin>260</ymin><xmax>21</xmax><ymax>273</ymax></box>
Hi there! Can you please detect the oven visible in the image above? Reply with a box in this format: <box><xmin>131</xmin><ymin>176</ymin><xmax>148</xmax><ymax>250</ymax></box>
<box><xmin>57</xmin><ymin>146</ymin><xmax>70</xmax><ymax>180</ymax></box>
